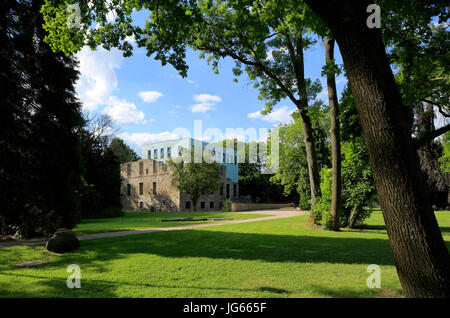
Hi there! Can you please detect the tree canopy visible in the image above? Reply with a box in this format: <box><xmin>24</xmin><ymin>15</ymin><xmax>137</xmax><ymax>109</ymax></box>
<box><xmin>168</xmin><ymin>151</ymin><xmax>221</xmax><ymax>210</ymax></box>
<box><xmin>109</xmin><ymin>137</ymin><xmax>140</xmax><ymax>164</ymax></box>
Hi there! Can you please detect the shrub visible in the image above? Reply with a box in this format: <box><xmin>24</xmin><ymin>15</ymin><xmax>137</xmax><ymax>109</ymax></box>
<box><xmin>311</xmin><ymin>168</ymin><xmax>333</xmax><ymax>229</ymax></box>
<box><xmin>340</xmin><ymin>137</ymin><xmax>376</xmax><ymax>228</ymax></box>
<box><xmin>221</xmin><ymin>199</ymin><xmax>233</xmax><ymax>212</ymax></box>
<box><xmin>313</xmin><ymin>137</ymin><xmax>376</xmax><ymax>229</ymax></box>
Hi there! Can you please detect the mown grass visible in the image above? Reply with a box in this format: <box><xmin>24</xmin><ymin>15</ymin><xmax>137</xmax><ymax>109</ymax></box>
<box><xmin>0</xmin><ymin>211</ymin><xmax>449</xmax><ymax>298</ymax></box>
<box><xmin>74</xmin><ymin>211</ymin><xmax>270</xmax><ymax>235</ymax></box>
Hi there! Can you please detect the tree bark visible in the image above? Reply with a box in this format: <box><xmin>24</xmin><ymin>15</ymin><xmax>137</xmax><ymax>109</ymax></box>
<box><xmin>304</xmin><ymin>0</ymin><xmax>450</xmax><ymax>297</ymax></box>
<box><xmin>289</xmin><ymin>34</ymin><xmax>322</xmax><ymax>213</ymax></box>
<box><xmin>299</xmin><ymin>107</ymin><xmax>322</xmax><ymax>211</ymax></box>
<box><xmin>325</xmin><ymin>37</ymin><xmax>342</xmax><ymax>231</ymax></box>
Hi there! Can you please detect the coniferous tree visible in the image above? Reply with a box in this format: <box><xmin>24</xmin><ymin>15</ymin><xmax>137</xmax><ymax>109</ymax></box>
<box><xmin>109</xmin><ymin>137</ymin><xmax>140</xmax><ymax>164</ymax></box>
<box><xmin>0</xmin><ymin>0</ymin><xmax>84</xmax><ymax>236</ymax></box>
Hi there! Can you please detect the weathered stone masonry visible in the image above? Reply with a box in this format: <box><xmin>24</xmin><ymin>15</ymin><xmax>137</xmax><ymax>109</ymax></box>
<box><xmin>120</xmin><ymin>159</ymin><xmax>239</xmax><ymax>212</ymax></box>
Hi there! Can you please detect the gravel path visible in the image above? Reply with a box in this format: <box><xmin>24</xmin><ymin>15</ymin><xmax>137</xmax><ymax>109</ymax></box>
<box><xmin>0</xmin><ymin>209</ymin><xmax>308</xmax><ymax>249</ymax></box>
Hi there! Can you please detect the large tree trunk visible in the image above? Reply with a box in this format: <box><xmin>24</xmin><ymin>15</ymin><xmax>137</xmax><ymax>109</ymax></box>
<box><xmin>325</xmin><ymin>37</ymin><xmax>342</xmax><ymax>231</ymax></box>
<box><xmin>291</xmin><ymin>34</ymin><xmax>321</xmax><ymax>214</ymax></box>
<box><xmin>304</xmin><ymin>0</ymin><xmax>450</xmax><ymax>297</ymax></box>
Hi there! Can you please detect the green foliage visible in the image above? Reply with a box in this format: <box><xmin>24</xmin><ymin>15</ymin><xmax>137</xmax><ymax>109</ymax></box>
<box><xmin>340</xmin><ymin>137</ymin><xmax>376</xmax><ymax>228</ymax></box>
<box><xmin>270</xmin><ymin>106</ymin><xmax>330</xmax><ymax>209</ymax></box>
<box><xmin>109</xmin><ymin>137</ymin><xmax>140</xmax><ymax>164</ymax></box>
<box><xmin>233</xmin><ymin>139</ymin><xmax>287</xmax><ymax>203</ymax></box>
<box><xmin>0</xmin><ymin>0</ymin><xmax>84</xmax><ymax>237</ymax></box>
<box><xmin>4</xmin><ymin>211</ymin><xmax>438</xmax><ymax>297</ymax></box>
<box><xmin>41</xmin><ymin>0</ymin><xmax>325</xmax><ymax>115</ymax></box>
<box><xmin>312</xmin><ymin>138</ymin><xmax>376</xmax><ymax>229</ymax></box>
<box><xmin>321</xmin><ymin>58</ymin><xmax>342</xmax><ymax>78</ymax></box>
<box><xmin>41</xmin><ymin>0</ymin><xmax>329</xmax><ymax>216</ymax></box>
<box><xmin>339</xmin><ymin>84</ymin><xmax>363</xmax><ymax>141</ymax></box>
<box><xmin>221</xmin><ymin>199</ymin><xmax>233</xmax><ymax>212</ymax></box>
<box><xmin>74</xmin><ymin>211</ymin><xmax>269</xmax><ymax>235</ymax></box>
<box><xmin>311</xmin><ymin>168</ymin><xmax>332</xmax><ymax>228</ymax></box>
<box><xmin>79</xmin><ymin>116</ymin><xmax>123</xmax><ymax>219</ymax></box>
<box><xmin>439</xmin><ymin>131</ymin><xmax>450</xmax><ymax>173</ymax></box>
<box><xmin>379</xmin><ymin>0</ymin><xmax>449</xmax><ymax>112</ymax></box>
<box><xmin>168</xmin><ymin>151</ymin><xmax>221</xmax><ymax>210</ymax></box>
<box><xmin>270</xmin><ymin>114</ymin><xmax>310</xmax><ymax>209</ymax></box>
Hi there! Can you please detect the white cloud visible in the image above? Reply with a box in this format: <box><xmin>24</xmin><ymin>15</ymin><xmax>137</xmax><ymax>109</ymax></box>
<box><xmin>336</xmin><ymin>76</ymin><xmax>347</xmax><ymax>85</ymax></box>
<box><xmin>248</xmin><ymin>106</ymin><xmax>295</xmax><ymax>123</ymax></box>
<box><xmin>75</xmin><ymin>46</ymin><xmax>124</xmax><ymax>111</ymax></box>
<box><xmin>191</xmin><ymin>94</ymin><xmax>222</xmax><ymax>113</ymax></box>
<box><xmin>102</xmin><ymin>96</ymin><xmax>145</xmax><ymax>124</ymax></box>
<box><xmin>119</xmin><ymin>131</ymin><xmax>180</xmax><ymax>146</ymax></box>
<box><xmin>193</xmin><ymin>94</ymin><xmax>222</xmax><ymax>103</ymax></box>
<box><xmin>191</xmin><ymin>103</ymin><xmax>216</xmax><ymax>113</ymax></box>
<box><xmin>139</xmin><ymin>91</ymin><xmax>163</xmax><ymax>103</ymax></box>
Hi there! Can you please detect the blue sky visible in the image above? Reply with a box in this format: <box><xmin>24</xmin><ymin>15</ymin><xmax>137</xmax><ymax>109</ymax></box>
<box><xmin>74</xmin><ymin>10</ymin><xmax>347</xmax><ymax>155</ymax></box>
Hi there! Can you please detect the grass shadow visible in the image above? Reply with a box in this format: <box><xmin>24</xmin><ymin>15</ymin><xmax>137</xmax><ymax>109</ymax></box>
<box><xmin>18</xmin><ymin>229</ymin><xmax>400</xmax><ymax>271</ymax></box>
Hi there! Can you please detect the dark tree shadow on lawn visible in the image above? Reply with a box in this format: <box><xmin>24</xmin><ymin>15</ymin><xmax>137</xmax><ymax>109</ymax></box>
<box><xmin>22</xmin><ymin>229</ymin><xmax>401</xmax><ymax>271</ymax></box>
<box><xmin>7</xmin><ymin>227</ymin><xmax>449</xmax><ymax>272</ymax></box>
<box><xmin>350</xmin><ymin>224</ymin><xmax>450</xmax><ymax>236</ymax></box>
<box><xmin>4</xmin><ymin>229</ymin><xmax>446</xmax><ymax>298</ymax></box>
<box><xmin>0</xmin><ymin>271</ymin><xmax>293</xmax><ymax>297</ymax></box>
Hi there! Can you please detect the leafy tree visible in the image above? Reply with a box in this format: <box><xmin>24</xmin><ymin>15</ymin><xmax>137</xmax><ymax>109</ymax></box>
<box><xmin>79</xmin><ymin>114</ymin><xmax>122</xmax><ymax>218</ymax></box>
<box><xmin>311</xmin><ymin>85</ymin><xmax>377</xmax><ymax>229</ymax></box>
<box><xmin>340</xmin><ymin>137</ymin><xmax>376</xmax><ymax>228</ymax></box>
<box><xmin>0</xmin><ymin>0</ymin><xmax>84</xmax><ymax>237</ymax></box>
<box><xmin>271</xmin><ymin>105</ymin><xmax>330</xmax><ymax>209</ymax></box>
<box><xmin>380</xmin><ymin>0</ymin><xmax>449</xmax><ymax>120</ymax></box>
<box><xmin>270</xmin><ymin>113</ymin><xmax>311</xmax><ymax>209</ymax></box>
<box><xmin>241</xmin><ymin>141</ymin><xmax>287</xmax><ymax>203</ymax></box>
<box><xmin>41</xmin><ymin>0</ymin><xmax>450</xmax><ymax>297</ymax></box>
<box><xmin>439</xmin><ymin>131</ymin><xmax>450</xmax><ymax>173</ymax></box>
<box><xmin>41</xmin><ymin>0</ymin><xmax>325</xmax><ymax>213</ymax></box>
<box><xmin>168</xmin><ymin>152</ymin><xmax>221</xmax><ymax>211</ymax></box>
<box><xmin>415</xmin><ymin>103</ymin><xmax>450</xmax><ymax>209</ymax></box>
<box><xmin>379</xmin><ymin>1</ymin><xmax>450</xmax><ymax>210</ymax></box>
<box><xmin>312</xmin><ymin>137</ymin><xmax>375</xmax><ymax>229</ymax></box>
<box><xmin>109</xmin><ymin>137</ymin><xmax>140</xmax><ymax>164</ymax></box>
<box><xmin>213</xmin><ymin>138</ymin><xmax>288</xmax><ymax>203</ymax></box>
<box><xmin>322</xmin><ymin>37</ymin><xmax>342</xmax><ymax>230</ymax></box>
<box><xmin>304</xmin><ymin>0</ymin><xmax>450</xmax><ymax>296</ymax></box>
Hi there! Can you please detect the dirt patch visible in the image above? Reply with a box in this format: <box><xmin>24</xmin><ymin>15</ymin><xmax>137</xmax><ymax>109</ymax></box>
<box><xmin>12</xmin><ymin>260</ymin><xmax>47</xmax><ymax>268</ymax></box>
<box><xmin>374</xmin><ymin>289</ymin><xmax>402</xmax><ymax>298</ymax></box>
<box><xmin>1</xmin><ymin>235</ymin><xmax>16</xmax><ymax>242</ymax></box>
<box><xmin>162</xmin><ymin>218</ymin><xmax>232</xmax><ymax>222</ymax></box>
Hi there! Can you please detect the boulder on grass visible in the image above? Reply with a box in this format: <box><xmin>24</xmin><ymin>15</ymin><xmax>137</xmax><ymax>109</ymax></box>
<box><xmin>46</xmin><ymin>229</ymin><xmax>80</xmax><ymax>253</ymax></box>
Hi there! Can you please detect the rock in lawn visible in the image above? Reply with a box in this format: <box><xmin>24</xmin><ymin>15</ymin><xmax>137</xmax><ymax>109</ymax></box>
<box><xmin>46</xmin><ymin>229</ymin><xmax>80</xmax><ymax>253</ymax></box>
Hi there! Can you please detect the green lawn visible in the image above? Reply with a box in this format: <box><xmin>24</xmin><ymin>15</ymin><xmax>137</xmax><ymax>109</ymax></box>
<box><xmin>0</xmin><ymin>211</ymin><xmax>449</xmax><ymax>298</ymax></box>
<box><xmin>74</xmin><ymin>211</ymin><xmax>270</xmax><ymax>235</ymax></box>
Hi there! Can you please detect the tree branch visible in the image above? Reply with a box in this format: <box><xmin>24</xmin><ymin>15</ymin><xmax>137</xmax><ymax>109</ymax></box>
<box><xmin>197</xmin><ymin>39</ymin><xmax>299</xmax><ymax>106</ymax></box>
<box><xmin>414</xmin><ymin>123</ymin><xmax>450</xmax><ymax>149</ymax></box>
<box><xmin>421</xmin><ymin>99</ymin><xmax>450</xmax><ymax>117</ymax></box>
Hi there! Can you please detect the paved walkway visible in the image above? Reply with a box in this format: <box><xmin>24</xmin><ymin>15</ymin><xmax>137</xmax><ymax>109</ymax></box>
<box><xmin>0</xmin><ymin>209</ymin><xmax>308</xmax><ymax>249</ymax></box>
